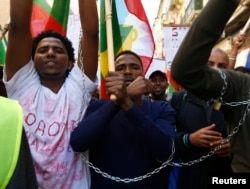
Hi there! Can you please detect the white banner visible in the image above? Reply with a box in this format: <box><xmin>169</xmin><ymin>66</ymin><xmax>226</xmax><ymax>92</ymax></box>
<box><xmin>163</xmin><ymin>25</ymin><xmax>190</xmax><ymax>70</ymax></box>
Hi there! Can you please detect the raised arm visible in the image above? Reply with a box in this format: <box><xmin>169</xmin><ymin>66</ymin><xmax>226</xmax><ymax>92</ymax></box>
<box><xmin>78</xmin><ymin>0</ymin><xmax>99</xmax><ymax>81</ymax></box>
<box><xmin>6</xmin><ymin>0</ymin><xmax>33</xmax><ymax>81</ymax></box>
<box><xmin>228</xmin><ymin>32</ymin><xmax>246</xmax><ymax>69</ymax></box>
<box><xmin>171</xmin><ymin>0</ymin><xmax>239</xmax><ymax>99</ymax></box>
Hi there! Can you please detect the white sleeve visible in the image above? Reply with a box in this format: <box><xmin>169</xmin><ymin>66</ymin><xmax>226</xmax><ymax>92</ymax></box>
<box><xmin>67</xmin><ymin>63</ymin><xmax>98</xmax><ymax>95</ymax></box>
<box><xmin>3</xmin><ymin>60</ymin><xmax>40</xmax><ymax>99</ymax></box>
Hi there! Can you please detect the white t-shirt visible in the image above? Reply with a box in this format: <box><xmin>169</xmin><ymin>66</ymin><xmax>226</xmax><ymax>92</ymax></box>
<box><xmin>3</xmin><ymin>60</ymin><xmax>97</xmax><ymax>189</ymax></box>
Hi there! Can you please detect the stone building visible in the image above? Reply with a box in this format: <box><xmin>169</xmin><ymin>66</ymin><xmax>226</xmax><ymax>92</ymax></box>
<box><xmin>153</xmin><ymin>0</ymin><xmax>250</xmax><ymax>60</ymax></box>
<box><xmin>0</xmin><ymin>0</ymin><xmax>9</xmax><ymax>28</ymax></box>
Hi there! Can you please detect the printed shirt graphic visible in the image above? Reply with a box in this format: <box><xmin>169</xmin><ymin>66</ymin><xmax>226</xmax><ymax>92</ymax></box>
<box><xmin>3</xmin><ymin>61</ymin><xmax>95</xmax><ymax>189</ymax></box>
<box><xmin>100</xmin><ymin>0</ymin><xmax>155</xmax><ymax>99</ymax></box>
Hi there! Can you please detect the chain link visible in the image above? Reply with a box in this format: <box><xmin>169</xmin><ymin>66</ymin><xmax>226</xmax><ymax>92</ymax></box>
<box><xmin>75</xmin><ymin>28</ymin><xmax>86</xmax><ymax>124</ymax></box>
<box><xmin>80</xmin><ymin>140</ymin><xmax>175</xmax><ymax>183</ymax></box>
<box><xmin>78</xmin><ymin>28</ymin><xmax>84</xmax><ymax>72</ymax></box>
<box><xmin>171</xmin><ymin>102</ymin><xmax>250</xmax><ymax>167</ymax></box>
<box><xmin>78</xmin><ymin>62</ymin><xmax>250</xmax><ymax>182</ymax></box>
<box><xmin>171</xmin><ymin>70</ymin><xmax>250</xmax><ymax>167</ymax></box>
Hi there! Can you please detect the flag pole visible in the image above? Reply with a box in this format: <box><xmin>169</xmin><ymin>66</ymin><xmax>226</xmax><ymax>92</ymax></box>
<box><xmin>105</xmin><ymin>0</ymin><xmax>114</xmax><ymax>71</ymax></box>
<box><xmin>105</xmin><ymin>0</ymin><xmax>116</xmax><ymax>101</ymax></box>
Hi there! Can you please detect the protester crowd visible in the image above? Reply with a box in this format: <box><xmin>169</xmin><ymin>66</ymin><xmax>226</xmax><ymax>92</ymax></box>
<box><xmin>0</xmin><ymin>0</ymin><xmax>249</xmax><ymax>188</ymax></box>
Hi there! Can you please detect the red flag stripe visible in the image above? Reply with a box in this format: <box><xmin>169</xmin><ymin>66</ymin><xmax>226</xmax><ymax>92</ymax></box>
<box><xmin>31</xmin><ymin>2</ymin><xmax>67</xmax><ymax>37</ymax></box>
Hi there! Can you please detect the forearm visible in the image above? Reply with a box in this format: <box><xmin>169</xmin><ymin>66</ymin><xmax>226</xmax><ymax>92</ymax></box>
<box><xmin>228</xmin><ymin>32</ymin><xmax>246</xmax><ymax>69</ymax></box>
<box><xmin>6</xmin><ymin>0</ymin><xmax>32</xmax><ymax>80</ymax></box>
<box><xmin>79</xmin><ymin>0</ymin><xmax>99</xmax><ymax>36</ymax></box>
<box><xmin>10</xmin><ymin>0</ymin><xmax>32</xmax><ymax>30</ymax></box>
<box><xmin>78</xmin><ymin>0</ymin><xmax>99</xmax><ymax>80</ymax></box>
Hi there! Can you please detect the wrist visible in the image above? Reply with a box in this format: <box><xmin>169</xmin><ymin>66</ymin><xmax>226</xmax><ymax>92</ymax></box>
<box><xmin>183</xmin><ymin>134</ymin><xmax>191</xmax><ymax>148</ymax></box>
<box><xmin>120</xmin><ymin>97</ymin><xmax>134</xmax><ymax>111</ymax></box>
<box><xmin>229</xmin><ymin>56</ymin><xmax>236</xmax><ymax>61</ymax></box>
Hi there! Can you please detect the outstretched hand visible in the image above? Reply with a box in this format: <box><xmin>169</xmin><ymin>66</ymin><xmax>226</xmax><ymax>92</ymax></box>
<box><xmin>189</xmin><ymin>124</ymin><xmax>223</xmax><ymax>148</ymax></box>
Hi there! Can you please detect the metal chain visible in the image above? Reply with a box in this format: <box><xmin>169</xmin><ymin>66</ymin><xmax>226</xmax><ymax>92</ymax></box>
<box><xmin>216</xmin><ymin>70</ymin><xmax>250</xmax><ymax>106</ymax></box>
<box><xmin>170</xmin><ymin>103</ymin><xmax>250</xmax><ymax>167</ymax></box>
<box><xmin>75</xmin><ymin>27</ymin><xmax>86</xmax><ymax>125</ymax></box>
<box><xmin>78</xmin><ymin>28</ymin><xmax>84</xmax><ymax>72</ymax></box>
<box><xmin>170</xmin><ymin>70</ymin><xmax>250</xmax><ymax>167</ymax></box>
<box><xmin>79</xmin><ymin>140</ymin><xmax>175</xmax><ymax>183</ymax></box>
<box><xmin>78</xmin><ymin>61</ymin><xmax>250</xmax><ymax>180</ymax></box>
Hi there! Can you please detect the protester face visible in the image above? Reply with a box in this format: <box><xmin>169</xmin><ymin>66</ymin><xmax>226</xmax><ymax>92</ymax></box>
<box><xmin>207</xmin><ymin>48</ymin><xmax>229</xmax><ymax>69</ymax></box>
<box><xmin>33</xmin><ymin>37</ymin><xmax>73</xmax><ymax>79</ymax></box>
<box><xmin>150</xmin><ymin>75</ymin><xmax>168</xmax><ymax>98</ymax></box>
<box><xmin>115</xmin><ymin>54</ymin><xmax>143</xmax><ymax>86</ymax></box>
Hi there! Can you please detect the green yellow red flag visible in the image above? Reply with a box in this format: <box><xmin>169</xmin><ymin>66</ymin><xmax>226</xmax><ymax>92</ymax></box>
<box><xmin>99</xmin><ymin>0</ymin><xmax>155</xmax><ymax>99</ymax></box>
<box><xmin>31</xmin><ymin>0</ymin><xmax>70</xmax><ymax>37</ymax></box>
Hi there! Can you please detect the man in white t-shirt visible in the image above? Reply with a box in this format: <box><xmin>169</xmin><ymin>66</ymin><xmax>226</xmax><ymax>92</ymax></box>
<box><xmin>3</xmin><ymin>0</ymin><xmax>99</xmax><ymax>188</ymax></box>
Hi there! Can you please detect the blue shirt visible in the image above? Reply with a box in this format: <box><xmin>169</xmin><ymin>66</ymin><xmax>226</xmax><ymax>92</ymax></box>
<box><xmin>71</xmin><ymin>99</ymin><xmax>176</xmax><ymax>189</ymax></box>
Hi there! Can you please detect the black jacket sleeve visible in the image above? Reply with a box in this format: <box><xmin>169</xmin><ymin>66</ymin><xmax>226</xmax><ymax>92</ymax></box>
<box><xmin>171</xmin><ymin>0</ymin><xmax>240</xmax><ymax>100</ymax></box>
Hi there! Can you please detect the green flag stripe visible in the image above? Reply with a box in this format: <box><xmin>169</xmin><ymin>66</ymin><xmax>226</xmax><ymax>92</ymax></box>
<box><xmin>50</xmin><ymin>0</ymin><xmax>70</xmax><ymax>30</ymax></box>
<box><xmin>34</xmin><ymin>0</ymin><xmax>70</xmax><ymax>31</ymax></box>
<box><xmin>100</xmin><ymin>0</ymin><xmax>107</xmax><ymax>52</ymax></box>
<box><xmin>34</xmin><ymin>0</ymin><xmax>51</xmax><ymax>14</ymax></box>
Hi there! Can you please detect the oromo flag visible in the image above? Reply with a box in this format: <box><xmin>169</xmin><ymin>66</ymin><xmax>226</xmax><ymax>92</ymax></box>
<box><xmin>0</xmin><ymin>25</ymin><xmax>7</xmax><ymax>66</ymax></box>
<box><xmin>31</xmin><ymin>0</ymin><xmax>70</xmax><ymax>37</ymax></box>
<box><xmin>100</xmin><ymin>0</ymin><xmax>155</xmax><ymax>99</ymax></box>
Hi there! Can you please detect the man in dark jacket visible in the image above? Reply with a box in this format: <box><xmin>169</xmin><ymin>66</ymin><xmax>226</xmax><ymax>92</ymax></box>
<box><xmin>71</xmin><ymin>50</ymin><xmax>176</xmax><ymax>189</ymax></box>
<box><xmin>171</xmin><ymin>0</ymin><xmax>250</xmax><ymax>172</ymax></box>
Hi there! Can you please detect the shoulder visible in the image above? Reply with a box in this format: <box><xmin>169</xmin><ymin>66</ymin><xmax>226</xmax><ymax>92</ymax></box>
<box><xmin>172</xmin><ymin>91</ymin><xmax>186</xmax><ymax>98</ymax></box>
<box><xmin>170</xmin><ymin>91</ymin><xmax>186</xmax><ymax>106</ymax></box>
<box><xmin>89</xmin><ymin>98</ymin><xmax>108</xmax><ymax>106</ymax></box>
<box><xmin>144</xmin><ymin>99</ymin><xmax>175</xmax><ymax>113</ymax></box>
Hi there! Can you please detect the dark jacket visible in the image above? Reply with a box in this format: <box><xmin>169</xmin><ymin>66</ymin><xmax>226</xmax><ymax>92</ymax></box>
<box><xmin>71</xmin><ymin>99</ymin><xmax>176</xmax><ymax>189</ymax></box>
<box><xmin>171</xmin><ymin>91</ymin><xmax>232</xmax><ymax>189</ymax></box>
<box><xmin>171</xmin><ymin>0</ymin><xmax>250</xmax><ymax>172</ymax></box>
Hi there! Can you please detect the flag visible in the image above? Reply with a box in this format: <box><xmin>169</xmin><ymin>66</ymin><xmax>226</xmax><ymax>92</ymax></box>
<box><xmin>31</xmin><ymin>0</ymin><xmax>70</xmax><ymax>37</ymax></box>
<box><xmin>0</xmin><ymin>25</ymin><xmax>7</xmax><ymax>66</ymax></box>
<box><xmin>100</xmin><ymin>0</ymin><xmax>155</xmax><ymax>99</ymax></box>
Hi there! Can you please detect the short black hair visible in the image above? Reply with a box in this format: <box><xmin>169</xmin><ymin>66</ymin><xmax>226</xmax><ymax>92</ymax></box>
<box><xmin>32</xmin><ymin>30</ymin><xmax>75</xmax><ymax>63</ymax></box>
<box><xmin>149</xmin><ymin>70</ymin><xmax>168</xmax><ymax>81</ymax></box>
<box><xmin>115</xmin><ymin>50</ymin><xmax>142</xmax><ymax>67</ymax></box>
